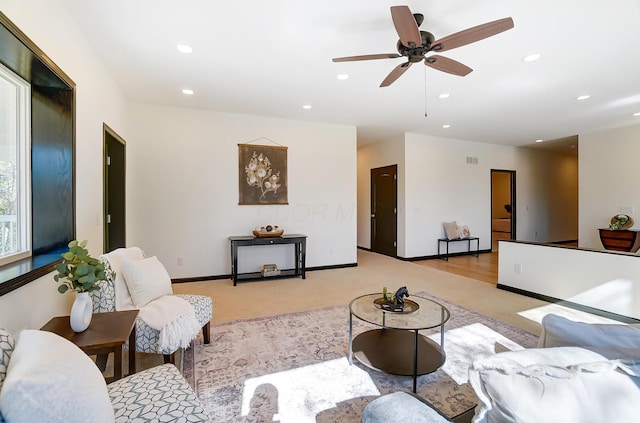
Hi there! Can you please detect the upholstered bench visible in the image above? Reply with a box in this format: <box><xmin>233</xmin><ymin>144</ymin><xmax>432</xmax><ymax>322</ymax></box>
<box><xmin>0</xmin><ymin>328</ymin><xmax>210</xmax><ymax>423</ymax></box>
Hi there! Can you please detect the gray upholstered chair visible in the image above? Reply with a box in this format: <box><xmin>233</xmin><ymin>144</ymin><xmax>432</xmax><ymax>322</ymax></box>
<box><xmin>91</xmin><ymin>247</ymin><xmax>212</xmax><ymax>363</ymax></box>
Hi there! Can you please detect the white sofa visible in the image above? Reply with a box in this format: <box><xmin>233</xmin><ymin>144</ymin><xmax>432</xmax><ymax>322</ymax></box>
<box><xmin>0</xmin><ymin>328</ymin><xmax>210</xmax><ymax>423</ymax></box>
<box><xmin>362</xmin><ymin>314</ymin><xmax>640</xmax><ymax>423</ymax></box>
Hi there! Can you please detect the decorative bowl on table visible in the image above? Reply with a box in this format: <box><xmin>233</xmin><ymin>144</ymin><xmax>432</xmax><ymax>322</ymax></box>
<box><xmin>609</xmin><ymin>214</ymin><xmax>634</xmax><ymax>230</ymax></box>
<box><xmin>252</xmin><ymin>225</ymin><xmax>284</xmax><ymax>238</ymax></box>
<box><xmin>373</xmin><ymin>297</ymin><xmax>420</xmax><ymax>313</ymax></box>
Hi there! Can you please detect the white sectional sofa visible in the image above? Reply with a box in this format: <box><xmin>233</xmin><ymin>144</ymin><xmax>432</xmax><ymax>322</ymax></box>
<box><xmin>362</xmin><ymin>314</ymin><xmax>640</xmax><ymax>423</ymax></box>
<box><xmin>0</xmin><ymin>328</ymin><xmax>210</xmax><ymax>423</ymax></box>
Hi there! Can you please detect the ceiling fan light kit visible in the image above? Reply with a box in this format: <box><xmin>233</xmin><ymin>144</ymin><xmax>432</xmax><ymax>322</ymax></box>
<box><xmin>332</xmin><ymin>5</ymin><xmax>514</xmax><ymax>87</ymax></box>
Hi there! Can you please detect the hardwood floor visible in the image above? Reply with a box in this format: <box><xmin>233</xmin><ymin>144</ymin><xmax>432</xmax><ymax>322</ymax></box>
<box><xmin>414</xmin><ymin>252</ymin><xmax>498</xmax><ymax>285</ymax></box>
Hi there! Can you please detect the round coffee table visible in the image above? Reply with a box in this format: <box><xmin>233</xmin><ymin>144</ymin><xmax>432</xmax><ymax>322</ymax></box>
<box><xmin>348</xmin><ymin>293</ymin><xmax>450</xmax><ymax>393</ymax></box>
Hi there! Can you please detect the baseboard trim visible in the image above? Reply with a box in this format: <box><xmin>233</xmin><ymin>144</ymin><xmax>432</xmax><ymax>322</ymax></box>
<box><xmin>307</xmin><ymin>262</ymin><xmax>358</xmax><ymax>271</ymax></box>
<box><xmin>497</xmin><ymin>284</ymin><xmax>640</xmax><ymax>323</ymax></box>
<box><xmin>357</xmin><ymin>245</ymin><xmax>493</xmax><ymax>261</ymax></box>
<box><xmin>401</xmin><ymin>249</ymin><xmax>492</xmax><ymax>262</ymax></box>
<box><xmin>171</xmin><ymin>262</ymin><xmax>358</xmax><ymax>284</ymax></box>
<box><xmin>172</xmin><ymin>274</ymin><xmax>230</xmax><ymax>284</ymax></box>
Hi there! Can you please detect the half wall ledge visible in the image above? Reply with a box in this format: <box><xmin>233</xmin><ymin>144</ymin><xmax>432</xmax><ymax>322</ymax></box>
<box><xmin>498</xmin><ymin>240</ymin><xmax>640</xmax><ymax>322</ymax></box>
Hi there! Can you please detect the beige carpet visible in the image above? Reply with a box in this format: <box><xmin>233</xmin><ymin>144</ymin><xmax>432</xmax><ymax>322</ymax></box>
<box><xmin>173</xmin><ymin>250</ymin><xmax>549</xmax><ymax>335</ymax></box>
<box><xmin>182</xmin><ymin>294</ymin><xmax>539</xmax><ymax>423</ymax></box>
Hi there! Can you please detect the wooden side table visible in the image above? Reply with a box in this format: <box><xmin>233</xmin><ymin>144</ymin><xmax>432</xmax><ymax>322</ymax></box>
<box><xmin>598</xmin><ymin>228</ymin><xmax>640</xmax><ymax>252</ymax></box>
<box><xmin>41</xmin><ymin>309</ymin><xmax>138</xmax><ymax>382</ymax></box>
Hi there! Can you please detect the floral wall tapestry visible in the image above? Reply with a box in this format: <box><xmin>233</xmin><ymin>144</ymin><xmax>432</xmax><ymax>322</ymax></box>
<box><xmin>238</xmin><ymin>144</ymin><xmax>288</xmax><ymax>205</ymax></box>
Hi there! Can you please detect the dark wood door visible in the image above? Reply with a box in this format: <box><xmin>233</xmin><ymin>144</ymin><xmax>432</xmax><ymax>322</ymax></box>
<box><xmin>104</xmin><ymin>125</ymin><xmax>126</xmax><ymax>252</ymax></box>
<box><xmin>371</xmin><ymin>165</ymin><xmax>397</xmax><ymax>257</ymax></box>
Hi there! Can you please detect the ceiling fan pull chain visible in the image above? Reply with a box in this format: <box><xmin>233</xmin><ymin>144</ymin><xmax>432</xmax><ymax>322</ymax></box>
<box><xmin>424</xmin><ymin>66</ymin><xmax>428</xmax><ymax>118</ymax></box>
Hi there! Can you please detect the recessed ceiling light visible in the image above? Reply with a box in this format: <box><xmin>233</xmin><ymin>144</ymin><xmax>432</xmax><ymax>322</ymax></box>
<box><xmin>523</xmin><ymin>53</ymin><xmax>541</xmax><ymax>62</ymax></box>
<box><xmin>439</xmin><ymin>93</ymin><xmax>450</xmax><ymax>99</ymax></box>
<box><xmin>576</xmin><ymin>95</ymin><xmax>590</xmax><ymax>101</ymax></box>
<box><xmin>182</xmin><ymin>89</ymin><xmax>194</xmax><ymax>95</ymax></box>
<box><xmin>634</xmin><ymin>112</ymin><xmax>640</xmax><ymax>117</ymax></box>
<box><xmin>337</xmin><ymin>74</ymin><xmax>349</xmax><ymax>80</ymax></box>
<box><xmin>302</xmin><ymin>104</ymin><xmax>312</xmax><ymax>110</ymax></box>
<box><xmin>442</xmin><ymin>124</ymin><xmax>451</xmax><ymax>129</ymax></box>
<box><xmin>176</xmin><ymin>44</ymin><xmax>193</xmax><ymax>54</ymax></box>
<box><xmin>535</xmin><ymin>139</ymin><xmax>544</xmax><ymax>143</ymax></box>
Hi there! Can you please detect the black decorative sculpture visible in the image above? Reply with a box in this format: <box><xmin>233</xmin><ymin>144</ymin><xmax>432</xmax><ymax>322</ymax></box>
<box><xmin>394</xmin><ymin>286</ymin><xmax>409</xmax><ymax>307</ymax></box>
<box><xmin>378</xmin><ymin>286</ymin><xmax>410</xmax><ymax>312</ymax></box>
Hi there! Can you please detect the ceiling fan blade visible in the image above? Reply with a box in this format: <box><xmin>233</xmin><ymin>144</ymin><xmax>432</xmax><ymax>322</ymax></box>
<box><xmin>332</xmin><ymin>53</ymin><xmax>401</xmax><ymax>62</ymax></box>
<box><xmin>425</xmin><ymin>55</ymin><xmax>473</xmax><ymax>76</ymax></box>
<box><xmin>390</xmin><ymin>6</ymin><xmax>421</xmax><ymax>48</ymax></box>
<box><xmin>380</xmin><ymin>62</ymin><xmax>412</xmax><ymax>87</ymax></box>
<box><xmin>431</xmin><ymin>17</ymin><xmax>514</xmax><ymax>52</ymax></box>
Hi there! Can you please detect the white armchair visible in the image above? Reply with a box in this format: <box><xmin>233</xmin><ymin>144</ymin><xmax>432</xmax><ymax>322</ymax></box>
<box><xmin>91</xmin><ymin>247</ymin><xmax>212</xmax><ymax>364</ymax></box>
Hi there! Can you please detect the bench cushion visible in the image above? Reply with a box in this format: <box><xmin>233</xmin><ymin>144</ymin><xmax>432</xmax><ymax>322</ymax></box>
<box><xmin>108</xmin><ymin>363</ymin><xmax>210</xmax><ymax>422</ymax></box>
<box><xmin>361</xmin><ymin>392</ymin><xmax>451</xmax><ymax>423</ymax></box>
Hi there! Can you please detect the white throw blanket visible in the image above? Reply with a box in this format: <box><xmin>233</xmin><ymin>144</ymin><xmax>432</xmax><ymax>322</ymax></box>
<box><xmin>139</xmin><ymin>295</ymin><xmax>201</xmax><ymax>351</ymax></box>
<box><xmin>101</xmin><ymin>248</ymin><xmax>201</xmax><ymax>352</ymax></box>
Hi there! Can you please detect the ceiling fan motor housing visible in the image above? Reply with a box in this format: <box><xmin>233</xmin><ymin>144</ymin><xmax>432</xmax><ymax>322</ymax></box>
<box><xmin>396</xmin><ymin>31</ymin><xmax>435</xmax><ymax>62</ymax></box>
<box><xmin>331</xmin><ymin>6</ymin><xmax>514</xmax><ymax>87</ymax></box>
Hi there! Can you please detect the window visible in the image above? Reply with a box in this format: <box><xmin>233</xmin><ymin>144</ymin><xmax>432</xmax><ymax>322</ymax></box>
<box><xmin>0</xmin><ymin>62</ymin><xmax>30</xmax><ymax>266</ymax></box>
<box><xmin>0</xmin><ymin>12</ymin><xmax>75</xmax><ymax>296</ymax></box>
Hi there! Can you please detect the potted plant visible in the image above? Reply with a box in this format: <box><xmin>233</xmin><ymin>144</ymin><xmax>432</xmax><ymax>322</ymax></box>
<box><xmin>54</xmin><ymin>240</ymin><xmax>106</xmax><ymax>332</ymax></box>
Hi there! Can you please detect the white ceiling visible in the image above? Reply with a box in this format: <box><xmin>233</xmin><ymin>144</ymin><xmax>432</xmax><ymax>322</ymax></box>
<box><xmin>61</xmin><ymin>0</ymin><xmax>640</xmax><ymax>148</ymax></box>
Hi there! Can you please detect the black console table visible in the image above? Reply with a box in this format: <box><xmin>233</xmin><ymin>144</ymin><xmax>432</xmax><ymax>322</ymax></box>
<box><xmin>437</xmin><ymin>237</ymin><xmax>479</xmax><ymax>261</ymax></box>
<box><xmin>228</xmin><ymin>234</ymin><xmax>307</xmax><ymax>286</ymax></box>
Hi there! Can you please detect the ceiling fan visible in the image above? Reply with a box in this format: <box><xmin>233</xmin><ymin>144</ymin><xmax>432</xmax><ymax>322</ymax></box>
<box><xmin>332</xmin><ymin>6</ymin><xmax>514</xmax><ymax>87</ymax></box>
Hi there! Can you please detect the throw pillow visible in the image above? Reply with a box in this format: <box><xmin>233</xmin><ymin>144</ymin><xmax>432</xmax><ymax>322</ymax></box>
<box><xmin>100</xmin><ymin>247</ymin><xmax>145</xmax><ymax>311</ymax></box>
<box><xmin>469</xmin><ymin>346</ymin><xmax>640</xmax><ymax>423</ymax></box>
<box><xmin>0</xmin><ymin>330</ymin><xmax>114</xmax><ymax>423</ymax></box>
<box><xmin>443</xmin><ymin>221</ymin><xmax>459</xmax><ymax>240</ymax></box>
<box><xmin>0</xmin><ymin>328</ymin><xmax>15</xmax><ymax>391</ymax></box>
<box><xmin>121</xmin><ymin>256</ymin><xmax>173</xmax><ymax>307</ymax></box>
<box><xmin>538</xmin><ymin>313</ymin><xmax>640</xmax><ymax>359</ymax></box>
<box><xmin>458</xmin><ymin>225</ymin><xmax>471</xmax><ymax>238</ymax></box>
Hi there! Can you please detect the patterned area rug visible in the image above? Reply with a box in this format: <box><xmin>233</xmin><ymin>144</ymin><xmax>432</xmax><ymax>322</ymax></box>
<box><xmin>183</xmin><ymin>294</ymin><xmax>538</xmax><ymax>422</ymax></box>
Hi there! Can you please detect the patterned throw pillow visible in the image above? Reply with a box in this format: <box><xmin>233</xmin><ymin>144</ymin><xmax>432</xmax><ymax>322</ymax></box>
<box><xmin>0</xmin><ymin>328</ymin><xmax>15</xmax><ymax>390</ymax></box>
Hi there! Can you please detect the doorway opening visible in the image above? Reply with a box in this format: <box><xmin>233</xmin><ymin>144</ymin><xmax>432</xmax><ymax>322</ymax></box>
<box><xmin>491</xmin><ymin>169</ymin><xmax>516</xmax><ymax>252</ymax></box>
<box><xmin>103</xmin><ymin>124</ymin><xmax>126</xmax><ymax>252</ymax></box>
<box><xmin>370</xmin><ymin>165</ymin><xmax>397</xmax><ymax>257</ymax></box>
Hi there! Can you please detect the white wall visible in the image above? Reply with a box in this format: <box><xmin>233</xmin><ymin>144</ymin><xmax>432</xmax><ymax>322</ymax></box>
<box><xmin>403</xmin><ymin>133</ymin><xmax>526</xmax><ymax>257</ymax></box>
<box><xmin>356</xmin><ymin>132</ymin><xmax>578</xmax><ymax>258</ymax></box>
<box><xmin>519</xmin><ymin>148</ymin><xmax>578</xmax><ymax>243</ymax></box>
<box><xmin>499</xmin><ymin>241</ymin><xmax>640</xmax><ymax>320</ymax></box>
<box><xmin>125</xmin><ymin>103</ymin><xmax>357</xmax><ymax>278</ymax></box>
<box><xmin>357</xmin><ymin>135</ymin><xmax>405</xmax><ymax>254</ymax></box>
<box><xmin>0</xmin><ymin>0</ymin><xmax>129</xmax><ymax>333</ymax></box>
<box><xmin>579</xmin><ymin>123</ymin><xmax>640</xmax><ymax>249</ymax></box>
